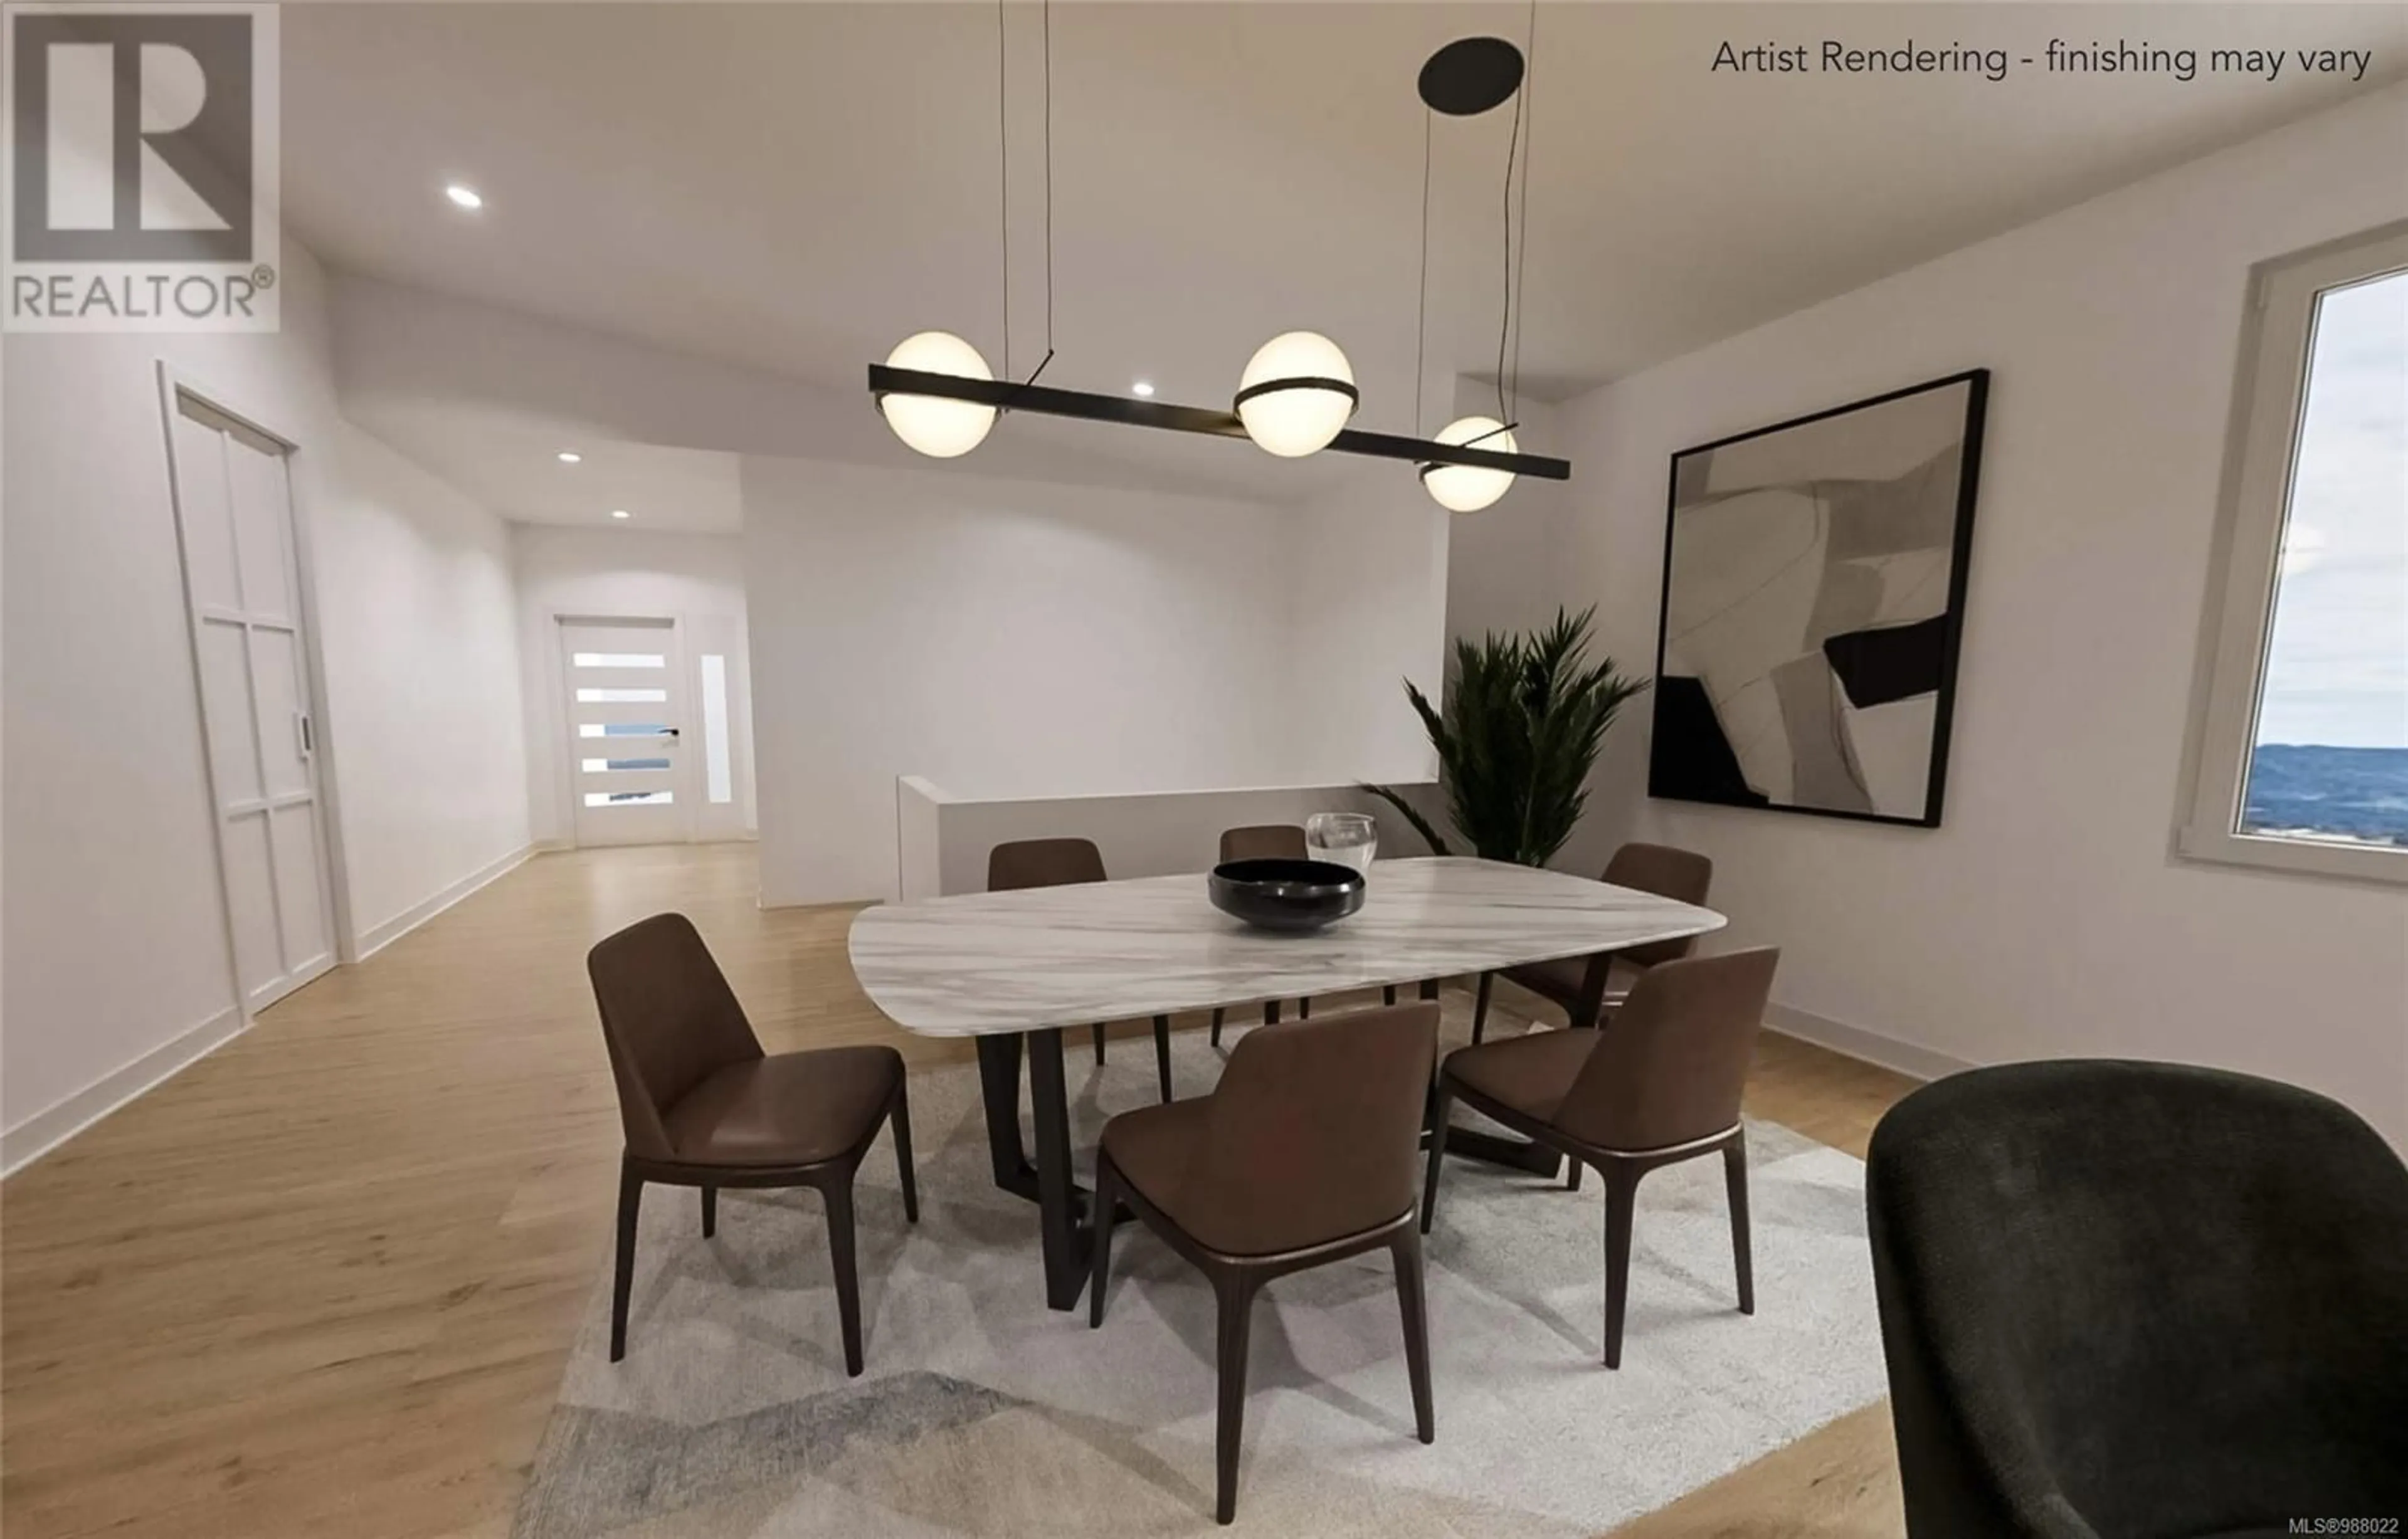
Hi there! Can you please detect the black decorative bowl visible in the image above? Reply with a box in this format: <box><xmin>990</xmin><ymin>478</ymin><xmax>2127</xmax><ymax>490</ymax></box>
<box><xmin>1207</xmin><ymin>858</ymin><xmax>1366</xmax><ymax>933</ymax></box>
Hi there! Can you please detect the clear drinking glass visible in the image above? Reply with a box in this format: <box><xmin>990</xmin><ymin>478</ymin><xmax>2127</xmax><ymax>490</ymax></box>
<box><xmin>1306</xmin><ymin>812</ymin><xmax>1378</xmax><ymax>875</ymax></box>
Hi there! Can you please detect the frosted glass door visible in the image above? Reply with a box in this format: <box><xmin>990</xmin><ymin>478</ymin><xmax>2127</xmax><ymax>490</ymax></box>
<box><xmin>564</xmin><ymin>619</ymin><xmax>690</xmax><ymax>846</ymax></box>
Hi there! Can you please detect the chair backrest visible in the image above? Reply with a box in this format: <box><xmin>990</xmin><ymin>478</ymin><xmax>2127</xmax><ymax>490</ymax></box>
<box><xmin>588</xmin><ymin>913</ymin><xmax>764</xmax><ymax>1161</ymax></box>
<box><xmin>987</xmin><ymin>836</ymin><xmax>1107</xmax><ymax>892</ymax></box>
<box><xmin>1553</xmin><ymin>947</ymin><xmax>1776</xmax><ymax>1151</ymax></box>
<box><xmin>1602</xmin><ymin>842</ymin><xmax>1714</xmax><ymax>967</ymax></box>
<box><xmin>1219</xmin><ymin>823</ymin><xmax>1307</xmax><ymax>864</ymax></box>
<box><xmin>1867</xmin><ymin>1062</ymin><xmax>2408</xmax><ymax>1538</ymax></box>
<box><xmin>1179</xmin><ymin>1002</ymin><xmax>1439</xmax><ymax>1256</ymax></box>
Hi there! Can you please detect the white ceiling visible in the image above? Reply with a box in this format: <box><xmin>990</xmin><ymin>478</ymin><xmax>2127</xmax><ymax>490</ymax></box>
<box><xmin>357</xmin><ymin>406</ymin><xmax>744</xmax><ymax>534</ymax></box>
<box><xmin>284</xmin><ymin>3</ymin><xmax>2407</xmax><ymax>523</ymax></box>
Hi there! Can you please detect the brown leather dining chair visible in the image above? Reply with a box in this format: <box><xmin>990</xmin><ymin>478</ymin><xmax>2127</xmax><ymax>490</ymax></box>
<box><xmin>1207</xmin><ymin>824</ymin><xmax>1392</xmax><ymax>1046</ymax></box>
<box><xmin>1091</xmin><ymin>1002</ymin><xmax>1439</xmax><ymax>1525</ymax></box>
<box><xmin>1424</xmin><ymin>947</ymin><xmax>1778</xmax><ymax>1369</ymax></box>
<box><xmin>589</xmin><ymin>913</ymin><xmax>917</xmax><ymax>1377</ymax></box>
<box><xmin>1470</xmin><ymin>841</ymin><xmax>1713</xmax><ymax>1043</ymax></box>
<box><xmin>989</xmin><ymin>838</ymin><xmax>1177</xmax><ymax>1103</ymax></box>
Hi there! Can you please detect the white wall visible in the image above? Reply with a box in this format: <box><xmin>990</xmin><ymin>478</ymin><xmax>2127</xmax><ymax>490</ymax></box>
<box><xmin>512</xmin><ymin>525</ymin><xmax>756</xmax><ymax>847</ymax></box>
<box><xmin>1501</xmin><ymin>85</ymin><xmax>2408</xmax><ymax>1143</ymax></box>
<box><xmin>899</xmin><ymin>775</ymin><xmax>1427</xmax><ymax>900</ymax></box>
<box><xmin>744</xmin><ymin>455</ymin><xmax>1346</xmax><ymax>905</ymax></box>
<box><xmin>3</xmin><ymin>238</ymin><xmax>541</xmax><ymax>1165</ymax></box>
<box><xmin>1288</xmin><ymin>465</ymin><xmax>1449</xmax><ymax>789</ymax></box>
<box><xmin>1434</xmin><ymin>389</ymin><xmax>1661</xmax><ymax>861</ymax></box>
<box><xmin>315</xmin><ymin>423</ymin><xmax>531</xmax><ymax>952</ymax></box>
<box><xmin>336</xmin><ymin>276</ymin><xmax>1454</xmax><ymax>901</ymax></box>
<box><xmin>1443</xmin><ymin>392</ymin><xmax>1585</xmax><ymax>651</ymax></box>
<box><xmin>4</xmin><ymin>247</ymin><xmax>350</xmax><ymax>1155</ymax></box>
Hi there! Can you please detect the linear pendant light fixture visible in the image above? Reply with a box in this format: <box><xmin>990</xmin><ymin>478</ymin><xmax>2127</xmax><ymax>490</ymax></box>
<box><xmin>869</xmin><ymin>11</ymin><xmax>1568</xmax><ymax>491</ymax></box>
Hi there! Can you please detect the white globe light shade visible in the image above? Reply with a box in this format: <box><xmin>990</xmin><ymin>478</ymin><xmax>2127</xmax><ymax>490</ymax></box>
<box><xmin>1234</xmin><ymin>331</ymin><xmax>1358</xmax><ymax>457</ymax></box>
<box><xmin>879</xmin><ymin>332</ymin><xmax>998</xmax><ymax>458</ymax></box>
<box><xmin>1421</xmin><ymin>416</ymin><xmax>1518</xmax><ymax>512</ymax></box>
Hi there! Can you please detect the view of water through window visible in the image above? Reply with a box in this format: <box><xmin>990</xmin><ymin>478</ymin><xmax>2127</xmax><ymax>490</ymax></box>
<box><xmin>2241</xmin><ymin>266</ymin><xmax>2408</xmax><ymax>848</ymax></box>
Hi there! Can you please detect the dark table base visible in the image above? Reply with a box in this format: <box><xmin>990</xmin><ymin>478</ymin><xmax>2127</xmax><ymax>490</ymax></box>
<box><xmin>974</xmin><ymin>980</ymin><xmax>1563</xmax><ymax>1311</ymax></box>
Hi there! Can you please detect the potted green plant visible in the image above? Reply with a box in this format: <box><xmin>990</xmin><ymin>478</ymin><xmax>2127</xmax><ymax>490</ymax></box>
<box><xmin>1364</xmin><ymin>606</ymin><xmax>1647</xmax><ymax>866</ymax></box>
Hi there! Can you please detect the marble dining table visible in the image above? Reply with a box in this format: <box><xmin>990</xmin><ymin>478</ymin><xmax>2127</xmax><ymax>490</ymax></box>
<box><xmin>848</xmin><ymin>855</ymin><xmax>1727</xmax><ymax>1310</ymax></box>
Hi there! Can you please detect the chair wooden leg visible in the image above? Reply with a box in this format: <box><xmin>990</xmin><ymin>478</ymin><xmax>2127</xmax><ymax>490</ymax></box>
<box><xmin>1210</xmin><ymin>1007</ymin><xmax>1224</xmax><ymax>1047</ymax></box>
<box><xmin>1213</xmin><ymin>1272</ymin><xmax>1260</xmax><ymax>1525</ymax></box>
<box><xmin>1263</xmin><ymin>1000</ymin><xmax>1280</xmax><ymax>1026</ymax></box>
<box><xmin>610</xmin><ymin>1165</ymin><xmax>642</xmax><ymax>1363</ymax></box>
<box><xmin>1567</xmin><ymin>1160</ymin><xmax>1583</xmax><ymax>1192</ymax></box>
<box><xmin>1153</xmin><ymin>1016</ymin><xmax>1174</xmax><ymax>1104</ymax></box>
<box><xmin>1390</xmin><ymin>1229</ymin><xmax>1435</xmax><ymax>1444</ymax></box>
<box><xmin>1383</xmin><ymin>984</ymin><xmax>1397</xmax><ymax>1006</ymax></box>
<box><xmin>700</xmin><ymin>1184</ymin><xmax>717</xmax><ymax>1238</ymax></box>
<box><xmin>1420</xmin><ymin>1088</ymin><xmax>1452</xmax><ymax>1234</ymax></box>
<box><xmin>1298</xmin><ymin>997</ymin><xmax>1311</xmax><ymax>1019</ymax></box>
<box><xmin>1471</xmin><ymin>971</ymin><xmax>1494</xmax><ymax>1043</ymax></box>
<box><xmin>1601</xmin><ymin>1162</ymin><xmax>1640</xmax><ymax>1369</ymax></box>
<box><xmin>1092</xmin><ymin>1021</ymin><xmax>1107</xmax><ymax>1065</ymax></box>
<box><xmin>824</xmin><ymin>1177</ymin><xmax>864</xmax><ymax>1377</ymax></box>
<box><xmin>1089</xmin><ymin>1155</ymin><xmax>1117</xmax><ymax>1329</ymax></box>
<box><xmin>1724</xmin><ymin>1132</ymin><xmax>1753</xmax><ymax>1315</ymax></box>
<box><xmin>891</xmin><ymin>1081</ymin><xmax>919</xmax><ymax>1224</ymax></box>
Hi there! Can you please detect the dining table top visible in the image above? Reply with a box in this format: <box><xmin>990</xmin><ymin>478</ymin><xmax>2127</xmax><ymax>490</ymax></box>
<box><xmin>847</xmin><ymin>855</ymin><xmax>1728</xmax><ymax>1036</ymax></box>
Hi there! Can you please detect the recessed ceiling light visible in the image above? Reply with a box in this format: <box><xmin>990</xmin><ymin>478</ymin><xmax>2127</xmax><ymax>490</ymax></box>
<box><xmin>1131</xmin><ymin>381</ymin><xmax>1156</xmax><ymax>397</ymax></box>
<box><xmin>444</xmin><ymin>184</ymin><xmax>483</xmax><ymax>210</ymax></box>
<box><xmin>610</xmin><ymin>509</ymin><xmax>631</xmax><ymax>520</ymax></box>
<box><xmin>556</xmin><ymin>450</ymin><xmax>582</xmax><ymax>464</ymax></box>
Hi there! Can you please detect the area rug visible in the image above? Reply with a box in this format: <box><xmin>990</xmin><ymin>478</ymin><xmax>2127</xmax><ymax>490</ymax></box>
<box><xmin>514</xmin><ymin>993</ymin><xmax>1884</xmax><ymax>1538</ymax></box>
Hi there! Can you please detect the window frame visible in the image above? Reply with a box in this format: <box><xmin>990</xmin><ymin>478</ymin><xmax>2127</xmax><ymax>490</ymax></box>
<box><xmin>2179</xmin><ymin>221</ymin><xmax>2408</xmax><ymax>884</ymax></box>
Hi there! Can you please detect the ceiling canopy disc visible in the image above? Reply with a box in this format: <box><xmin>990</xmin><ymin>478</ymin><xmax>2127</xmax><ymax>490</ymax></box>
<box><xmin>1417</xmin><ymin>36</ymin><xmax>1525</xmax><ymax>116</ymax></box>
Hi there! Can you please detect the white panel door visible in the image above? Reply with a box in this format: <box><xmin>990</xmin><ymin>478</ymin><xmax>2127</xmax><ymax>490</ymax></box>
<box><xmin>167</xmin><ymin>394</ymin><xmax>337</xmax><ymax>1012</ymax></box>
<box><xmin>564</xmin><ymin>619</ymin><xmax>690</xmax><ymax>847</ymax></box>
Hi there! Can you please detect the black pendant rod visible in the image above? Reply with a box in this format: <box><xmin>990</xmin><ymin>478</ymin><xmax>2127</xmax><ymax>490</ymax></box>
<box><xmin>869</xmin><ymin>365</ymin><xmax>1571</xmax><ymax>480</ymax></box>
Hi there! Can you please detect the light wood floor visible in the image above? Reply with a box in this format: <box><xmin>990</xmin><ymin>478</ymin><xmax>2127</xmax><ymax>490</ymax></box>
<box><xmin>0</xmin><ymin>845</ymin><xmax>1915</xmax><ymax>1539</ymax></box>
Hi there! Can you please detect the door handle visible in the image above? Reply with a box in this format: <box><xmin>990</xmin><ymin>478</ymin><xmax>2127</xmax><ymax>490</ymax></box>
<box><xmin>662</xmin><ymin>727</ymin><xmax>680</xmax><ymax>737</ymax></box>
<box><xmin>296</xmin><ymin>711</ymin><xmax>314</xmax><ymax>757</ymax></box>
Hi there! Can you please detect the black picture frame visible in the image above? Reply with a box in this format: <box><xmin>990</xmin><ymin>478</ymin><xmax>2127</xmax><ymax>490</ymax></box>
<box><xmin>1646</xmin><ymin>369</ymin><xmax>1990</xmax><ymax>829</ymax></box>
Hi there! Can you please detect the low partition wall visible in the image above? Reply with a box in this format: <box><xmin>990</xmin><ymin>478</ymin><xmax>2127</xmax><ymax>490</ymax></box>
<box><xmin>895</xmin><ymin>777</ymin><xmax>1437</xmax><ymax>899</ymax></box>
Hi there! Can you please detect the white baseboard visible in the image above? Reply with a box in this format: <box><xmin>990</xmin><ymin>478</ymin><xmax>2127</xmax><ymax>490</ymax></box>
<box><xmin>527</xmin><ymin>837</ymin><xmax>749</xmax><ymax>856</ymax></box>
<box><xmin>352</xmin><ymin>843</ymin><xmax>535</xmax><ymax>960</ymax></box>
<box><xmin>4</xmin><ymin>845</ymin><xmax>541</xmax><ymax>1177</ymax></box>
<box><xmin>1766</xmin><ymin>1000</ymin><xmax>1975</xmax><ymax>1083</ymax></box>
<box><xmin>2</xmin><ymin>1006</ymin><xmax>246</xmax><ymax>1176</ymax></box>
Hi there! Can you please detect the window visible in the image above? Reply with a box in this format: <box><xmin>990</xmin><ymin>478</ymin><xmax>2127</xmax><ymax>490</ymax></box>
<box><xmin>574</xmin><ymin>686</ymin><xmax>668</xmax><ymax>704</ymax></box>
<box><xmin>699</xmin><ymin>654</ymin><xmax>734</xmax><ymax>804</ymax></box>
<box><xmin>2184</xmin><ymin>224</ymin><xmax>2408</xmax><ymax>881</ymax></box>
<box><xmin>586</xmin><ymin>790</ymin><xmax>673</xmax><ymax>807</ymax></box>
<box><xmin>571</xmin><ymin>651</ymin><xmax>665</xmax><ymax>669</ymax></box>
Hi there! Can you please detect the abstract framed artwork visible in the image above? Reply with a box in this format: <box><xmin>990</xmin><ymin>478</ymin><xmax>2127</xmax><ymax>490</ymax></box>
<box><xmin>1648</xmin><ymin>370</ymin><xmax>1989</xmax><ymax>827</ymax></box>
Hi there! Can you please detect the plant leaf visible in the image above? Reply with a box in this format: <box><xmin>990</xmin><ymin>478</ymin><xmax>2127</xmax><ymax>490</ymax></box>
<box><xmin>1376</xmin><ymin>606</ymin><xmax>1649</xmax><ymax>868</ymax></box>
<box><xmin>1357</xmin><ymin>782</ymin><xmax>1452</xmax><ymax>857</ymax></box>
